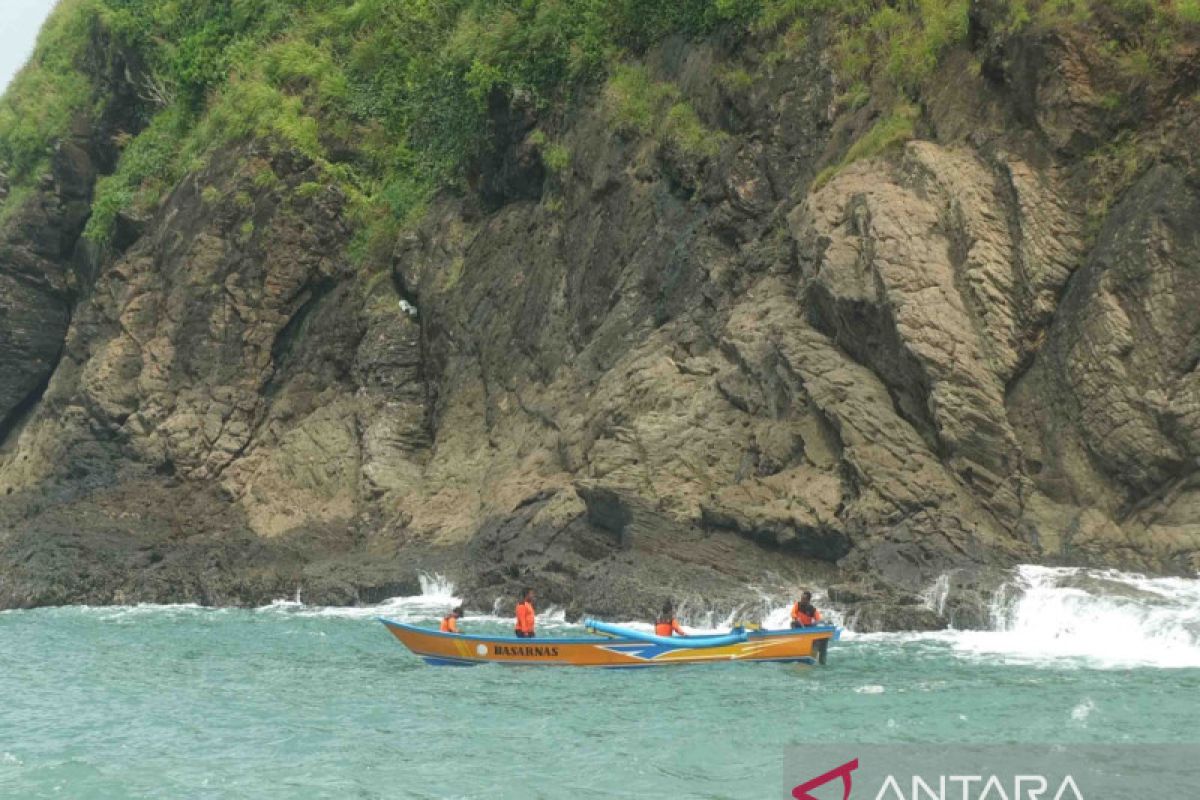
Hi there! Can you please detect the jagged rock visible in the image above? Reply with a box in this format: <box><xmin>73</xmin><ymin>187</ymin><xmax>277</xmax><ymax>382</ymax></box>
<box><xmin>461</xmin><ymin>486</ymin><xmax>835</xmax><ymax>622</ymax></box>
<box><xmin>1046</xmin><ymin>166</ymin><xmax>1199</xmax><ymax>495</ymax></box>
<box><xmin>0</xmin><ymin>173</ymin><xmax>78</xmax><ymax>440</ymax></box>
<box><xmin>0</xmin><ymin>24</ymin><xmax>148</xmax><ymax>451</ymax></box>
<box><xmin>2</xmin><ymin>18</ymin><xmax>1199</xmax><ymax>623</ymax></box>
<box><xmin>1009</xmin><ymin>165</ymin><xmax>1200</xmax><ymax>568</ymax></box>
<box><xmin>792</xmin><ymin>142</ymin><xmax>1085</xmax><ymax>523</ymax></box>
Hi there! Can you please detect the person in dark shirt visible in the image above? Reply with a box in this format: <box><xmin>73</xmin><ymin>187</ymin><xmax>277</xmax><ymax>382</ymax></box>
<box><xmin>440</xmin><ymin>606</ymin><xmax>463</xmax><ymax>633</ymax></box>
<box><xmin>791</xmin><ymin>591</ymin><xmax>821</xmax><ymax>628</ymax></box>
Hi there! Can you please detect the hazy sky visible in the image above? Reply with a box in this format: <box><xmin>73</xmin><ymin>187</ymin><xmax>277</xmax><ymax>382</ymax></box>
<box><xmin>1</xmin><ymin>0</ymin><xmax>59</xmax><ymax>94</ymax></box>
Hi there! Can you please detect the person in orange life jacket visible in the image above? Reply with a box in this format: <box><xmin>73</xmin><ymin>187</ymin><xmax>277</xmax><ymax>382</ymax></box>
<box><xmin>791</xmin><ymin>591</ymin><xmax>821</xmax><ymax>628</ymax></box>
<box><xmin>654</xmin><ymin>600</ymin><xmax>686</xmax><ymax>637</ymax></box>
<box><xmin>515</xmin><ymin>587</ymin><xmax>536</xmax><ymax>638</ymax></box>
<box><xmin>440</xmin><ymin>606</ymin><xmax>463</xmax><ymax>633</ymax></box>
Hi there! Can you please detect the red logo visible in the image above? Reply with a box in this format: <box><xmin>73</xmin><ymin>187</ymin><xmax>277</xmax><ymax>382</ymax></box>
<box><xmin>792</xmin><ymin>758</ymin><xmax>859</xmax><ymax>800</ymax></box>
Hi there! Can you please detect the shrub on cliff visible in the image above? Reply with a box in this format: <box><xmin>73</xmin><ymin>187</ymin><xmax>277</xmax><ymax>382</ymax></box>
<box><xmin>0</xmin><ymin>1</ymin><xmax>96</xmax><ymax>189</ymax></box>
<box><xmin>4</xmin><ymin>0</ymin><xmax>1199</xmax><ymax>250</ymax></box>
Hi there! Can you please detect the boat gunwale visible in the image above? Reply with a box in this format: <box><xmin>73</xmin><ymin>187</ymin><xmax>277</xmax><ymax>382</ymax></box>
<box><xmin>376</xmin><ymin>616</ymin><xmax>838</xmax><ymax>646</ymax></box>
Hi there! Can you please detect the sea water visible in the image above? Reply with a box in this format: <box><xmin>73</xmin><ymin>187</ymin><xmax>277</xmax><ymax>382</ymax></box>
<box><xmin>1</xmin><ymin>568</ymin><xmax>1198</xmax><ymax>799</ymax></box>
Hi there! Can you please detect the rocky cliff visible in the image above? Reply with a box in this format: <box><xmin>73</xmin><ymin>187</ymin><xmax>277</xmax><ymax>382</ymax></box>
<box><xmin>1</xmin><ymin>1</ymin><xmax>1198</xmax><ymax>627</ymax></box>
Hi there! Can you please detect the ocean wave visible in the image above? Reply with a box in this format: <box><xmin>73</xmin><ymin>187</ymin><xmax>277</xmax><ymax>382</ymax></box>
<box><xmin>831</xmin><ymin>566</ymin><xmax>1200</xmax><ymax>670</ymax></box>
<box><xmin>14</xmin><ymin>564</ymin><xmax>1199</xmax><ymax>669</ymax></box>
<box><xmin>944</xmin><ymin>565</ymin><xmax>1200</xmax><ymax>669</ymax></box>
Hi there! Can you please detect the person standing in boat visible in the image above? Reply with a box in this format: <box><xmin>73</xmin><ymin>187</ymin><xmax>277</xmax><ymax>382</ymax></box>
<box><xmin>440</xmin><ymin>606</ymin><xmax>463</xmax><ymax>633</ymax></box>
<box><xmin>654</xmin><ymin>600</ymin><xmax>687</xmax><ymax>637</ymax></box>
<box><xmin>515</xmin><ymin>587</ymin><xmax>536</xmax><ymax>638</ymax></box>
<box><xmin>790</xmin><ymin>591</ymin><xmax>821</xmax><ymax>628</ymax></box>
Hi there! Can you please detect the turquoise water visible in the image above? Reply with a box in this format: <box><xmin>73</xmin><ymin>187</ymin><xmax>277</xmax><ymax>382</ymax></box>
<box><xmin>2</xmin><ymin>570</ymin><xmax>1199</xmax><ymax>799</ymax></box>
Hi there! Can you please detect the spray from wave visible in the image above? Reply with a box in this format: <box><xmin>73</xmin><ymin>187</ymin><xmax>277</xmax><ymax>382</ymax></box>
<box><xmin>744</xmin><ymin>565</ymin><xmax>1200</xmax><ymax>669</ymax></box>
<box><xmin>258</xmin><ymin>573</ymin><xmax>570</xmax><ymax>627</ymax></box>
<box><xmin>944</xmin><ymin>565</ymin><xmax>1200</xmax><ymax>668</ymax></box>
<box><xmin>833</xmin><ymin>565</ymin><xmax>1200</xmax><ymax>669</ymax></box>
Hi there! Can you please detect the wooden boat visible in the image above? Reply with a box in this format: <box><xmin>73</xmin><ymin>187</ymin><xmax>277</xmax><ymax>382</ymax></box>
<box><xmin>378</xmin><ymin>617</ymin><xmax>839</xmax><ymax>667</ymax></box>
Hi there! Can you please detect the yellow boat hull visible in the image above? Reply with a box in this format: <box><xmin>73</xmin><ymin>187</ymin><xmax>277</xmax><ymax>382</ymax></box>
<box><xmin>378</xmin><ymin>618</ymin><xmax>837</xmax><ymax>667</ymax></box>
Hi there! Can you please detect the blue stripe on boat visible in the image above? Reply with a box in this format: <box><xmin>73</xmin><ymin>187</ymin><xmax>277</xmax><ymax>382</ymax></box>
<box><xmin>421</xmin><ymin>656</ymin><xmax>481</xmax><ymax>667</ymax></box>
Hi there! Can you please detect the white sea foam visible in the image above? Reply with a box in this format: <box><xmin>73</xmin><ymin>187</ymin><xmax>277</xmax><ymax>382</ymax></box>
<box><xmin>258</xmin><ymin>573</ymin><xmax>573</xmax><ymax>628</ymax></box>
<box><xmin>825</xmin><ymin>565</ymin><xmax>1200</xmax><ymax>669</ymax></box>
<box><xmin>643</xmin><ymin>586</ymin><xmax>851</xmax><ymax>635</ymax></box>
<box><xmin>946</xmin><ymin>565</ymin><xmax>1200</xmax><ymax>669</ymax></box>
<box><xmin>86</xmin><ymin>602</ymin><xmax>209</xmax><ymax>622</ymax></box>
<box><xmin>919</xmin><ymin>573</ymin><xmax>951</xmax><ymax>616</ymax></box>
<box><xmin>759</xmin><ymin>603</ymin><xmax>795</xmax><ymax>631</ymax></box>
<box><xmin>1070</xmin><ymin>698</ymin><xmax>1095</xmax><ymax>723</ymax></box>
<box><xmin>251</xmin><ymin>572</ymin><xmax>461</xmax><ymax>620</ymax></box>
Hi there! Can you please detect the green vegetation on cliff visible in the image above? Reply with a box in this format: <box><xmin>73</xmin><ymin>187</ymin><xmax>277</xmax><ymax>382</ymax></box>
<box><xmin>0</xmin><ymin>3</ymin><xmax>94</xmax><ymax>184</ymax></box>
<box><xmin>603</xmin><ymin>64</ymin><xmax>725</xmax><ymax>159</ymax></box>
<box><xmin>2</xmin><ymin>0</ymin><xmax>1198</xmax><ymax>247</ymax></box>
<box><xmin>812</xmin><ymin>102</ymin><xmax>918</xmax><ymax>189</ymax></box>
<box><xmin>1</xmin><ymin>0</ymin><xmax>756</xmax><ymax>248</ymax></box>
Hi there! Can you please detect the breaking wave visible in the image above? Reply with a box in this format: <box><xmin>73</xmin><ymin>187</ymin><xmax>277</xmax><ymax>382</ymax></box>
<box><xmin>837</xmin><ymin>565</ymin><xmax>1200</xmax><ymax>669</ymax></box>
<box><xmin>27</xmin><ymin>564</ymin><xmax>1200</xmax><ymax>668</ymax></box>
<box><xmin>741</xmin><ymin>565</ymin><xmax>1200</xmax><ymax>669</ymax></box>
<box><xmin>945</xmin><ymin>565</ymin><xmax>1200</xmax><ymax>669</ymax></box>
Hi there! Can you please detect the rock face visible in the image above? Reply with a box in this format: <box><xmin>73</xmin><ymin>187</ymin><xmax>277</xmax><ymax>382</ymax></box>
<box><xmin>0</xmin><ymin>133</ymin><xmax>92</xmax><ymax>442</ymax></box>
<box><xmin>1</xmin><ymin>23</ymin><xmax>1198</xmax><ymax>626</ymax></box>
<box><xmin>0</xmin><ymin>221</ymin><xmax>71</xmax><ymax>439</ymax></box>
<box><xmin>1010</xmin><ymin>165</ymin><xmax>1200</xmax><ymax>572</ymax></box>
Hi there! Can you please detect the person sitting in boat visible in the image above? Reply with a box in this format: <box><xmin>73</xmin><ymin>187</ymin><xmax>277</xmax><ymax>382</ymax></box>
<box><xmin>515</xmin><ymin>587</ymin><xmax>536</xmax><ymax>638</ymax></box>
<box><xmin>654</xmin><ymin>601</ymin><xmax>687</xmax><ymax>637</ymax></box>
<box><xmin>791</xmin><ymin>591</ymin><xmax>822</xmax><ymax>628</ymax></box>
<box><xmin>440</xmin><ymin>606</ymin><xmax>463</xmax><ymax>633</ymax></box>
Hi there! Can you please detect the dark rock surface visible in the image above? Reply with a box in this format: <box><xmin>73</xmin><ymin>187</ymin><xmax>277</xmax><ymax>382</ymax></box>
<box><xmin>1</xmin><ymin>21</ymin><xmax>1198</xmax><ymax>630</ymax></box>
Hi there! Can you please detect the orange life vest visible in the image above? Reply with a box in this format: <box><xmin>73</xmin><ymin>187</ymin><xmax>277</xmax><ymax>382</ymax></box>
<box><xmin>440</xmin><ymin>615</ymin><xmax>458</xmax><ymax>633</ymax></box>
<box><xmin>792</xmin><ymin>602</ymin><xmax>821</xmax><ymax>626</ymax></box>
<box><xmin>515</xmin><ymin>600</ymin><xmax>536</xmax><ymax>635</ymax></box>
<box><xmin>654</xmin><ymin>618</ymin><xmax>685</xmax><ymax>636</ymax></box>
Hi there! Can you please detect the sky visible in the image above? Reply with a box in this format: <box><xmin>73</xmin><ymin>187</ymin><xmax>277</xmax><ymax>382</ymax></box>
<box><xmin>1</xmin><ymin>0</ymin><xmax>59</xmax><ymax>94</ymax></box>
